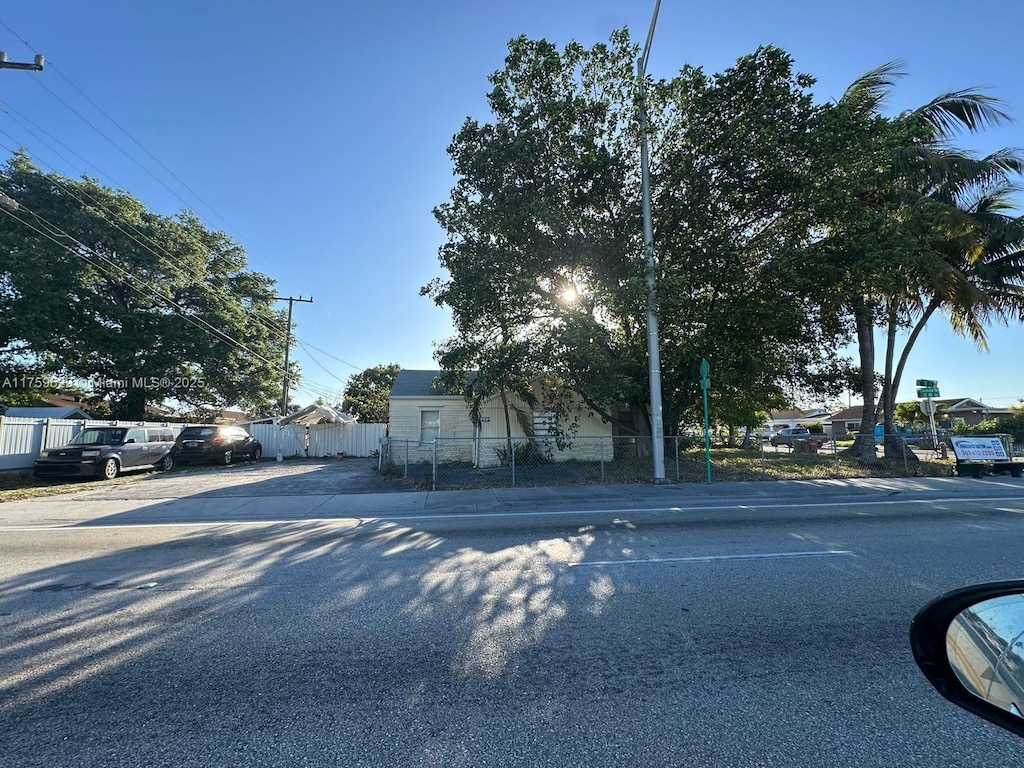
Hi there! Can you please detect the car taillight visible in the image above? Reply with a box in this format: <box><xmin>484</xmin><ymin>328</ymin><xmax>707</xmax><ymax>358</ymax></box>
<box><xmin>211</xmin><ymin>436</ymin><xmax>223</xmax><ymax>446</ymax></box>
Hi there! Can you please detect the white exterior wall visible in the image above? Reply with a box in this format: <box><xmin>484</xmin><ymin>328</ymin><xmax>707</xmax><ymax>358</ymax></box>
<box><xmin>388</xmin><ymin>396</ymin><xmax>477</xmax><ymax>464</ymax></box>
<box><xmin>388</xmin><ymin>387</ymin><xmax>612</xmax><ymax>469</ymax></box>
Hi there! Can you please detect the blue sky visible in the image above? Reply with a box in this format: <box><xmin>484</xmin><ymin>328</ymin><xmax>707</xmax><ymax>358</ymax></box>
<box><xmin>1</xmin><ymin>0</ymin><xmax>1021</xmax><ymax>412</ymax></box>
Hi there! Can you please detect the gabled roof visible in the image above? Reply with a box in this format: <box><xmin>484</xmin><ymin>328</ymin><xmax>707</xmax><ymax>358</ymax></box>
<box><xmin>389</xmin><ymin>369</ymin><xmax>467</xmax><ymax>398</ymax></box>
<box><xmin>767</xmin><ymin>409</ymin><xmax>806</xmax><ymax>421</ymax></box>
<box><xmin>827</xmin><ymin>406</ymin><xmax>865</xmax><ymax>421</ymax></box>
<box><xmin>767</xmin><ymin>408</ymin><xmax>830</xmax><ymax>421</ymax></box>
<box><xmin>933</xmin><ymin>398</ymin><xmax>1010</xmax><ymax>413</ymax></box>
<box><xmin>2</xmin><ymin>406</ymin><xmax>92</xmax><ymax>419</ymax></box>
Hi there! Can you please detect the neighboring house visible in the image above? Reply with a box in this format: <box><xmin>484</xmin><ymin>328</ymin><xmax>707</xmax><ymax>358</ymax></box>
<box><xmin>212</xmin><ymin>409</ymin><xmax>249</xmax><ymax>424</ymax></box>
<box><xmin>764</xmin><ymin>408</ymin><xmax>831</xmax><ymax>433</ymax></box>
<box><xmin>387</xmin><ymin>369</ymin><xmax>612</xmax><ymax>468</ymax></box>
<box><xmin>931</xmin><ymin>398</ymin><xmax>1013</xmax><ymax>427</ymax></box>
<box><xmin>825</xmin><ymin>398</ymin><xmax>1013</xmax><ymax>436</ymax></box>
<box><xmin>826</xmin><ymin>406</ymin><xmax>865</xmax><ymax>438</ymax></box>
<box><xmin>0</xmin><ymin>405</ymin><xmax>92</xmax><ymax>420</ymax></box>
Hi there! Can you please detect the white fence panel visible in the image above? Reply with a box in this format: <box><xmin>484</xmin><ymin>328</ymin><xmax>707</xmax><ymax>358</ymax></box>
<box><xmin>247</xmin><ymin>423</ymin><xmax>306</xmax><ymax>458</ymax></box>
<box><xmin>309</xmin><ymin>423</ymin><xmax>386</xmax><ymax>458</ymax></box>
<box><xmin>0</xmin><ymin>417</ymin><xmax>48</xmax><ymax>470</ymax></box>
<box><xmin>0</xmin><ymin>417</ymin><xmax>189</xmax><ymax>471</ymax></box>
<box><xmin>42</xmin><ymin>419</ymin><xmax>89</xmax><ymax>451</ymax></box>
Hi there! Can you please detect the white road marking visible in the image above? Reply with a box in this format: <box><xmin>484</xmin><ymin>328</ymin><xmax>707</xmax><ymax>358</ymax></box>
<box><xmin>0</xmin><ymin>494</ymin><xmax>1023</xmax><ymax>532</ymax></box>
<box><xmin>568</xmin><ymin>550</ymin><xmax>854</xmax><ymax>567</ymax></box>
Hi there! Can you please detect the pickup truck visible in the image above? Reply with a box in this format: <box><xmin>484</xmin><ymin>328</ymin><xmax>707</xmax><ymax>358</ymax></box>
<box><xmin>768</xmin><ymin>427</ymin><xmax>829</xmax><ymax>448</ymax></box>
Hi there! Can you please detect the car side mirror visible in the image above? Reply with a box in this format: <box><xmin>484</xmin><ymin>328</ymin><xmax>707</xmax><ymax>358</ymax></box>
<box><xmin>125</xmin><ymin>438</ymin><xmax>136</xmax><ymax>444</ymax></box>
<box><xmin>910</xmin><ymin>581</ymin><xmax>1024</xmax><ymax>737</ymax></box>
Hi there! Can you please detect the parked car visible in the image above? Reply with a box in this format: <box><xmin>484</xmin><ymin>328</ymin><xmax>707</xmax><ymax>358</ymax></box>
<box><xmin>173</xmin><ymin>425</ymin><xmax>262</xmax><ymax>465</ymax></box>
<box><xmin>34</xmin><ymin>425</ymin><xmax>176</xmax><ymax>481</ymax></box>
<box><xmin>768</xmin><ymin>427</ymin><xmax>828</xmax><ymax>448</ymax></box>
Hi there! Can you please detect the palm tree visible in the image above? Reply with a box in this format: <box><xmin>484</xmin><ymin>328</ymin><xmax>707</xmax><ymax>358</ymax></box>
<box><xmin>826</xmin><ymin>62</ymin><xmax>1020</xmax><ymax>461</ymax></box>
<box><xmin>879</xmin><ymin>177</ymin><xmax>1024</xmax><ymax>446</ymax></box>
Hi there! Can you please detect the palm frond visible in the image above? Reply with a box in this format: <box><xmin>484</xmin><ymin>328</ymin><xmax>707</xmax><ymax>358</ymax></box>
<box><xmin>912</xmin><ymin>90</ymin><xmax>1013</xmax><ymax>137</ymax></box>
<box><xmin>840</xmin><ymin>60</ymin><xmax>907</xmax><ymax>112</ymax></box>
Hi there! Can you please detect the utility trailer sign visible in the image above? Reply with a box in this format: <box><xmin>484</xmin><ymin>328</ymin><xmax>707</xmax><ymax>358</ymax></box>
<box><xmin>950</xmin><ymin>437</ymin><xmax>1009</xmax><ymax>462</ymax></box>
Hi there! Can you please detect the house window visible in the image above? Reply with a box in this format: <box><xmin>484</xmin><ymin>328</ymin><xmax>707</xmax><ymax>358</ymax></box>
<box><xmin>420</xmin><ymin>410</ymin><xmax>440</xmax><ymax>443</ymax></box>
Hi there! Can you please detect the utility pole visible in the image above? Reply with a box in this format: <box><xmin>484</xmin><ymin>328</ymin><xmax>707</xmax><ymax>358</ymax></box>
<box><xmin>274</xmin><ymin>295</ymin><xmax>313</xmax><ymax>416</ymax></box>
<box><xmin>0</xmin><ymin>52</ymin><xmax>45</xmax><ymax>72</ymax></box>
<box><xmin>638</xmin><ymin>0</ymin><xmax>667</xmax><ymax>483</ymax></box>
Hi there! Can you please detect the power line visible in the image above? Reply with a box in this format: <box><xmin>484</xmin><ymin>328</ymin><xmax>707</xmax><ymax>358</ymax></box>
<box><xmin>0</xmin><ymin>131</ymin><xmax>290</xmax><ymax>341</ymax></box>
<box><xmin>296</xmin><ymin>338</ymin><xmax>349</xmax><ymax>385</ymax></box>
<box><xmin>0</xmin><ymin>104</ymin><xmax>128</xmax><ymax>187</ymax></box>
<box><xmin>0</xmin><ymin>200</ymin><xmax>278</xmax><ymax>369</ymax></box>
<box><xmin>0</xmin><ymin>134</ymin><xmax>359</xmax><ymax>396</ymax></box>
<box><xmin>0</xmin><ymin>21</ymin><xmax>360</xmax><ymax>401</ymax></box>
<box><xmin>11</xmin><ymin>198</ymin><xmax>350</xmax><ymax>403</ymax></box>
<box><xmin>0</xmin><ymin>19</ymin><xmax>261</xmax><ymax>255</ymax></box>
<box><xmin>1</xmin><ymin>198</ymin><xmax>352</xmax><ymax>406</ymax></box>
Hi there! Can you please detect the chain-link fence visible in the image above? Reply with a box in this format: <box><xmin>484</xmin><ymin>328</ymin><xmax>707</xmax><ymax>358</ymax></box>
<box><xmin>380</xmin><ymin>432</ymin><xmax>979</xmax><ymax>490</ymax></box>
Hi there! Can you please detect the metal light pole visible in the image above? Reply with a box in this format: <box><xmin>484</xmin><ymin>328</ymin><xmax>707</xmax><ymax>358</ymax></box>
<box><xmin>638</xmin><ymin>0</ymin><xmax>667</xmax><ymax>483</ymax></box>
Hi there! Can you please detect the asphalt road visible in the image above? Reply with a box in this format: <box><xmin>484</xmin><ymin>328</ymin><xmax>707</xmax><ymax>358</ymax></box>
<box><xmin>2</xmin><ymin>482</ymin><xmax>1024</xmax><ymax>766</ymax></box>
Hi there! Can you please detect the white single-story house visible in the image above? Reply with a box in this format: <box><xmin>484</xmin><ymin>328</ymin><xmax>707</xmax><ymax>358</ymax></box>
<box><xmin>388</xmin><ymin>369</ymin><xmax>613</xmax><ymax>468</ymax></box>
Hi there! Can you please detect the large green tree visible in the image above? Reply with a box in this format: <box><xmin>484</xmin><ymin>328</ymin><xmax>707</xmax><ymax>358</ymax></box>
<box><xmin>342</xmin><ymin>363</ymin><xmax>401</xmax><ymax>423</ymax></box>
<box><xmin>426</xmin><ymin>33</ymin><xmax>847</xmax><ymax>441</ymax></box>
<box><xmin>0</xmin><ymin>153</ymin><xmax>287</xmax><ymax>419</ymax></box>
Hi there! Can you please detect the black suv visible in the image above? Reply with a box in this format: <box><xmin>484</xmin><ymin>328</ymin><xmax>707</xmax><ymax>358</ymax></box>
<box><xmin>173</xmin><ymin>425</ymin><xmax>262</xmax><ymax>465</ymax></box>
<box><xmin>34</xmin><ymin>426</ymin><xmax>176</xmax><ymax>481</ymax></box>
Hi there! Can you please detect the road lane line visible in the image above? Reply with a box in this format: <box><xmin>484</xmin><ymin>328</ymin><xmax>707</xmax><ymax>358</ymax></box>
<box><xmin>1</xmin><ymin>494</ymin><xmax>1024</xmax><ymax>532</ymax></box>
<box><xmin>567</xmin><ymin>550</ymin><xmax>854</xmax><ymax>567</ymax></box>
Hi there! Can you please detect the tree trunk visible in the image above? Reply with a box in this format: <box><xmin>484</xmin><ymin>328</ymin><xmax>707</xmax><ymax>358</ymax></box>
<box><xmin>499</xmin><ymin>390</ymin><xmax>513</xmax><ymax>465</ymax></box>
<box><xmin>849</xmin><ymin>300</ymin><xmax>880</xmax><ymax>463</ymax></box>
<box><xmin>123</xmin><ymin>387</ymin><xmax>147</xmax><ymax>421</ymax></box>
<box><xmin>632</xmin><ymin>403</ymin><xmax>653</xmax><ymax>458</ymax></box>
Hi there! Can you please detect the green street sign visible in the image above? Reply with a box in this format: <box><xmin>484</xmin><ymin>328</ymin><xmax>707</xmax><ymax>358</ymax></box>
<box><xmin>917</xmin><ymin>387</ymin><xmax>940</xmax><ymax>398</ymax></box>
<box><xmin>915</xmin><ymin>379</ymin><xmax>938</xmax><ymax>387</ymax></box>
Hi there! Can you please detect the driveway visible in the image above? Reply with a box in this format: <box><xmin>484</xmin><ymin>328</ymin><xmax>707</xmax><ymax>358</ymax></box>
<box><xmin>67</xmin><ymin>457</ymin><xmax>414</xmax><ymax>501</ymax></box>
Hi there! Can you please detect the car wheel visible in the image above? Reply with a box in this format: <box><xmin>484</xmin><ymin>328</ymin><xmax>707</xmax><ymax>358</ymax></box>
<box><xmin>222</xmin><ymin>450</ymin><xmax>233</xmax><ymax>466</ymax></box>
<box><xmin>100</xmin><ymin>458</ymin><xmax>119</xmax><ymax>481</ymax></box>
<box><xmin>159</xmin><ymin>454</ymin><xmax>174</xmax><ymax>471</ymax></box>
<box><xmin>253</xmin><ymin>446</ymin><xmax>262</xmax><ymax>461</ymax></box>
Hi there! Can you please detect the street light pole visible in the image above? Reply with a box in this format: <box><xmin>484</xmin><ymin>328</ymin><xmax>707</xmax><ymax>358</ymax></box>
<box><xmin>638</xmin><ymin>0</ymin><xmax>667</xmax><ymax>483</ymax></box>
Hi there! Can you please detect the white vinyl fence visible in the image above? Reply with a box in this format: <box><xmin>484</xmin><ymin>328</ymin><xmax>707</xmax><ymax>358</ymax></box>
<box><xmin>0</xmin><ymin>416</ymin><xmax>389</xmax><ymax>470</ymax></box>
<box><xmin>246</xmin><ymin>422</ymin><xmax>386</xmax><ymax>459</ymax></box>
<box><xmin>309</xmin><ymin>422</ymin><xmax>386</xmax><ymax>458</ymax></box>
<box><xmin>247</xmin><ymin>423</ymin><xmax>308</xmax><ymax>459</ymax></box>
<box><xmin>0</xmin><ymin>417</ymin><xmax>188</xmax><ymax>471</ymax></box>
